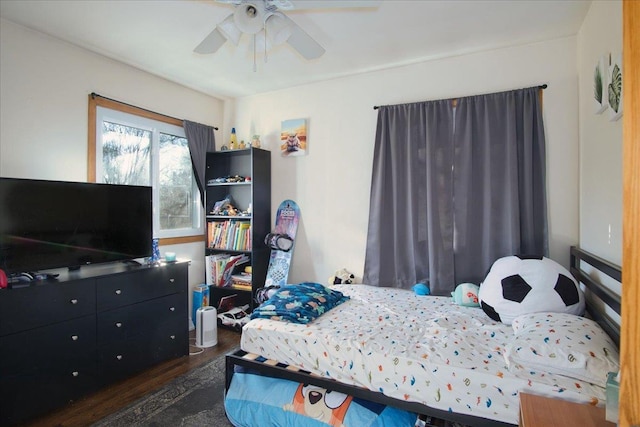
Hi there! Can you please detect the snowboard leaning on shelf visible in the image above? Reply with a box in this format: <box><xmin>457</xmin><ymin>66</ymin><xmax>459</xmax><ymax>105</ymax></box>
<box><xmin>264</xmin><ymin>199</ymin><xmax>300</xmax><ymax>289</ymax></box>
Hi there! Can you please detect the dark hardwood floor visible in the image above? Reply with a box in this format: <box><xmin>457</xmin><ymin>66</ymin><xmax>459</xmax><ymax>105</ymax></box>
<box><xmin>23</xmin><ymin>327</ymin><xmax>241</xmax><ymax>427</ymax></box>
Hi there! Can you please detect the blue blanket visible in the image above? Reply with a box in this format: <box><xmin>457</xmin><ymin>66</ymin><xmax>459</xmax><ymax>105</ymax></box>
<box><xmin>226</xmin><ymin>371</ymin><xmax>417</xmax><ymax>427</ymax></box>
<box><xmin>250</xmin><ymin>282</ymin><xmax>349</xmax><ymax>324</ymax></box>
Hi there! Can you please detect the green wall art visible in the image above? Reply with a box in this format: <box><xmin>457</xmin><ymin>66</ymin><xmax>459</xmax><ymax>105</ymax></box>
<box><xmin>594</xmin><ymin>55</ymin><xmax>607</xmax><ymax>114</ymax></box>
<box><xmin>607</xmin><ymin>53</ymin><xmax>623</xmax><ymax>121</ymax></box>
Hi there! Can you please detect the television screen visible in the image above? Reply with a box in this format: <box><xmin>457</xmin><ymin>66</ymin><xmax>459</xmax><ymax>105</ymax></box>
<box><xmin>0</xmin><ymin>178</ymin><xmax>153</xmax><ymax>274</ymax></box>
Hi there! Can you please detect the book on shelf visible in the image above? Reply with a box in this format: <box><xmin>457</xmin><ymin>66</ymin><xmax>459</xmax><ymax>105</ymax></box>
<box><xmin>207</xmin><ymin>220</ymin><xmax>251</xmax><ymax>251</ymax></box>
<box><xmin>205</xmin><ymin>253</ymin><xmax>250</xmax><ymax>287</ymax></box>
<box><xmin>231</xmin><ymin>272</ymin><xmax>252</xmax><ymax>283</ymax></box>
<box><xmin>230</xmin><ymin>272</ymin><xmax>252</xmax><ymax>290</ymax></box>
<box><xmin>230</xmin><ymin>283</ymin><xmax>252</xmax><ymax>291</ymax></box>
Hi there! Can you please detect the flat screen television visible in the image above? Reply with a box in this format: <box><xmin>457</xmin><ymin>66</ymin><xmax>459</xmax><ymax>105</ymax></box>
<box><xmin>0</xmin><ymin>177</ymin><xmax>153</xmax><ymax>274</ymax></box>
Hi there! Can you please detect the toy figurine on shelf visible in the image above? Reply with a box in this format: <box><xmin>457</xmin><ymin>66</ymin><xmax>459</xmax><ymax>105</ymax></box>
<box><xmin>251</xmin><ymin>135</ymin><xmax>261</xmax><ymax>148</ymax></box>
<box><xmin>229</xmin><ymin>127</ymin><xmax>238</xmax><ymax>150</ymax></box>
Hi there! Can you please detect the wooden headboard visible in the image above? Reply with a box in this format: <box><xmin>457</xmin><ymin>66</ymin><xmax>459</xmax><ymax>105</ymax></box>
<box><xmin>569</xmin><ymin>246</ymin><xmax>622</xmax><ymax>347</ymax></box>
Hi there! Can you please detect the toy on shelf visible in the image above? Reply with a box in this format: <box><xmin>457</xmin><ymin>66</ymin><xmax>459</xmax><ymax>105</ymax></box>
<box><xmin>208</xmin><ymin>175</ymin><xmax>250</xmax><ymax>184</ymax></box>
<box><xmin>251</xmin><ymin>135</ymin><xmax>261</xmax><ymax>148</ymax></box>
<box><xmin>211</xmin><ymin>195</ymin><xmax>239</xmax><ymax>216</ymax></box>
<box><xmin>229</xmin><ymin>127</ymin><xmax>238</xmax><ymax>150</ymax></box>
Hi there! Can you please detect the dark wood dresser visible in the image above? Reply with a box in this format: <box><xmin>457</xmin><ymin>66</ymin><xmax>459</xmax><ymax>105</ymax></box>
<box><xmin>0</xmin><ymin>261</ymin><xmax>189</xmax><ymax>426</ymax></box>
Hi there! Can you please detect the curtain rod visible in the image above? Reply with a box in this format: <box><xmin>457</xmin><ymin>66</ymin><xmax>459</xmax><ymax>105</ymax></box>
<box><xmin>372</xmin><ymin>84</ymin><xmax>548</xmax><ymax>110</ymax></box>
<box><xmin>90</xmin><ymin>92</ymin><xmax>219</xmax><ymax>131</ymax></box>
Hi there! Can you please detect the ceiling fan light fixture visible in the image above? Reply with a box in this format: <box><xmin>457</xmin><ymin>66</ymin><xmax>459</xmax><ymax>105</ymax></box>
<box><xmin>217</xmin><ymin>14</ymin><xmax>242</xmax><ymax>45</ymax></box>
<box><xmin>265</xmin><ymin>12</ymin><xmax>293</xmax><ymax>45</ymax></box>
<box><xmin>234</xmin><ymin>2</ymin><xmax>266</xmax><ymax>35</ymax></box>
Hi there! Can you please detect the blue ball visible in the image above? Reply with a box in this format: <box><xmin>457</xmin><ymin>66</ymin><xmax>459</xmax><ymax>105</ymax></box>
<box><xmin>413</xmin><ymin>283</ymin><xmax>430</xmax><ymax>296</ymax></box>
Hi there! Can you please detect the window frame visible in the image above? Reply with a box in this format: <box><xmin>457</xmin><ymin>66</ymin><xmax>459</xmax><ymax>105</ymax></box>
<box><xmin>88</xmin><ymin>94</ymin><xmax>204</xmax><ymax>245</ymax></box>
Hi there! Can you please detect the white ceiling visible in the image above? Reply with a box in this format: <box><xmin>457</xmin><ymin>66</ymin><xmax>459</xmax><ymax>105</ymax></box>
<box><xmin>0</xmin><ymin>0</ymin><xmax>591</xmax><ymax>99</ymax></box>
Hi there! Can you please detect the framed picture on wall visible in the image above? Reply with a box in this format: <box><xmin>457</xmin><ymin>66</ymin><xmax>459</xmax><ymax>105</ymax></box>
<box><xmin>607</xmin><ymin>53</ymin><xmax>623</xmax><ymax>121</ymax></box>
<box><xmin>593</xmin><ymin>55</ymin><xmax>608</xmax><ymax>114</ymax></box>
<box><xmin>280</xmin><ymin>118</ymin><xmax>308</xmax><ymax>157</ymax></box>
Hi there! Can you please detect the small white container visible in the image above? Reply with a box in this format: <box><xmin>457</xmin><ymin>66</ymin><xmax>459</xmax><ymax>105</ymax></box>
<box><xmin>195</xmin><ymin>306</ymin><xmax>218</xmax><ymax>348</ymax></box>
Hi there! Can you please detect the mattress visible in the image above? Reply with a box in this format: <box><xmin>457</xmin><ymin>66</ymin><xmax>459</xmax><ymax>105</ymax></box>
<box><xmin>241</xmin><ymin>285</ymin><xmax>607</xmax><ymax>425</ymax></box>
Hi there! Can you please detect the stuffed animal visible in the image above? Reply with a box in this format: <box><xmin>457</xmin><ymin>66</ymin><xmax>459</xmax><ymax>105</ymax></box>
<box><xmin>451</xmin><ymin>283</ymin><xmax>480</xmax><ymax>307</ymax></box>
<box><xmin>328</xmin><ymin>268</ymin><xmax>356</xmax><ymax>285</ymax></box>
<box><xmin>412</xmin><ymin>283</ymin><xmax>430</xmax><ymax>296</ymax></box>
<box><xmin>478</xmin><ymin>255</ymin><xmax>584</xmax><ymax>324</ymax></box>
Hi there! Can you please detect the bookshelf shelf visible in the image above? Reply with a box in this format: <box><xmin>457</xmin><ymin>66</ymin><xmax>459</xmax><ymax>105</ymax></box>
<box><xmin>204</xmin><ymin>148</ymin><xmax>271</xmax><ymax>312</ymax></box>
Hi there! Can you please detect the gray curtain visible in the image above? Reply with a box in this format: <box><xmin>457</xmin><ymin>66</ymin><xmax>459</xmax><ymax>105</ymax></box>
<box><xmin>453</xmin><ymin>88</ymin><xmax>548</xmax><ymax>284</ymax></box>
<box><xmin>184</xmin><ymin>120</ymin><xmax>216</xmax><ymax>205</ymax></box>
<box><xmin>364</xmin><ymin>87</ymin><xmax>548</xmax><ymax>295</ymax></box>
<box><xmin>363</xmin><ymin>100</ymin><xmax>455</xmax><ymax>294</ymax></box>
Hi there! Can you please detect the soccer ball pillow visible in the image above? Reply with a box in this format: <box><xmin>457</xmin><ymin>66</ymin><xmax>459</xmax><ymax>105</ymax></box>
<box><xmin>478</xmin><ymin>255</ymin><xmax>585</xmax><ymax>325</ymax></box>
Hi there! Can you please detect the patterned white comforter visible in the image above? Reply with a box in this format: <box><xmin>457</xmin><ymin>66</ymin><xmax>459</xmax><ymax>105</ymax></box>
<box><xmin>241</xmin><ymin>285</ymin><xmax>606</xmax><ymax>425</ymax></box>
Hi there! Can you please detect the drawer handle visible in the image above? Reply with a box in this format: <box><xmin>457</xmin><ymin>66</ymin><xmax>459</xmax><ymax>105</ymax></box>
<box><xmin>72</xmin><ymin>371</ymin><xmax>79</xmax><ymax>377</ymax></box>
<box><xmin>115</xmin><ymin>322</ymin><xmax>123</xmax><ymax>328</ymax></box>
<box><xmin>115</xmin><ymin>289</ymin><xmax>122</xmax><ymax>295</ymax></box>
<box><xmin>70</xmin><ymin>299</ymin><xmax>78</xmax><ymax>305</ymax></box>
<box><xmin>71</xmin><ymin>335</ymin><xmax>79</xmax><ymax>341</ymax></box>
<box><xmin>116</xmin><ymin>355</ymin><xmax>123</xmax><ymax>360</ymax></box>
<box><xmin>170</xmin><ymin>335</ymin><xmax>176</xmax><ymax>340</ymax></box>
<box><xmin>169</xmin><ymin>278</ymin><xmax>175</xmax><ymax>283</ymax></box>
<box><xmin>169</xmin><ymin>307</ymin><xmax>175</xmax><ymax>312</ymax></box>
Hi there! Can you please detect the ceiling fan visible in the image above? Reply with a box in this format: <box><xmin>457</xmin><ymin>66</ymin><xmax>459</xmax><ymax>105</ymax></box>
<box><xmin>194</xmin><ymin>0</ymin><xmax>380</xmax><ymax>60</ymax></box>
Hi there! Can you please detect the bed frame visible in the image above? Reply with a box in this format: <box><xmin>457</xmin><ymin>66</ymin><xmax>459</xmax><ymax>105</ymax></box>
<box><xmin>569</xmin><ymin>246</ymin><xmax>622</xmax><ymax>346</ymax></box>
<box><xmin>225</xmin><ymin>246</ymin><xmax>621</xmax><ymax>427</ymax></box>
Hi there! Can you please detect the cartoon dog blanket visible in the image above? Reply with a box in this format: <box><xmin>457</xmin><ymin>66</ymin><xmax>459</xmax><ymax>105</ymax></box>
<box><xmin>225</xmin><ymin>370</ymin><xmax>416</xmax><ymax>427</ymax></box>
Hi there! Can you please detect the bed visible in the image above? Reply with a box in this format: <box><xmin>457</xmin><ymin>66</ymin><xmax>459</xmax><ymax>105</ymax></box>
<box><xmin>224</xmin><ymin>246</ymin><xmax>621</xmax><ymax>427</ymax></box>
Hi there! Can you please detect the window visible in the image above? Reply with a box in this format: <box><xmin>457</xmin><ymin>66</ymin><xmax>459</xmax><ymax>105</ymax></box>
<box><xmin>88</xmin><ymin>95</ymin><xmax>204</xmax><ymax>243</ymax></box>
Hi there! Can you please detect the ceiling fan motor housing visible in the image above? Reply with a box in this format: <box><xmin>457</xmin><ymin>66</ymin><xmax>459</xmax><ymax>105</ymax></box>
<box><xmin>234</xmin><ymin>2</ymin><xmax>265</xmax><ymax>34</ymax></box>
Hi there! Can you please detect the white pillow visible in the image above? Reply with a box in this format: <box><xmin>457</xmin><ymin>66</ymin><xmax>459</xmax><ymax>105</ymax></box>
<box><xmin>504</xmin><ymin>312</ymin><xmax>619</xmax><ymax>387</ymax></box>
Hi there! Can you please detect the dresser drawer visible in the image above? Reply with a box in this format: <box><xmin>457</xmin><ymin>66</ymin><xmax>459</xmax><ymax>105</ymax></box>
<box><xmin>154</xmin><ymin>262</ymin><xmax>188</xmax><ymax>296</ymax></box>
<box><xmin>0</xmin><ymin>278</ymin><xmax>96</xmax><ymax>335</ymax></box>
<box><xmin>150</xmin><ymin>315</ymin><xmax>189</xmax><ymax>362</ymax></box>
<box><xmin>98</xmin><ymin>337</ymin><xmax>150</xmax><ymax>383</ymax></box>
<box><xmin>96</xmin><ymin>265</ymin><xmax>186</xmax><ymax>312</ymax></box>
<box><xmin>1</xmin><ymin>359</ymin><xmax>98</xmax><ymax>426</ymax></box>
<box><xmin>97</xmin><ymin>293</ymin><xmax>186</xmax><ymax>344</ymax></box>
<box><xmin>98</xmin><ymin>315</ymin><xmax>187</xmax><ymax>384</ymax></box>
<box><xmin>0</xmin><ymin>315</ymin><xmax>96</xmax><ymax>374</ymax></box>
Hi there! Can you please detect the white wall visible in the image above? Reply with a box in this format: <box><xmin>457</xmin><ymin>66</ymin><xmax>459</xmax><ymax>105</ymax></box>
<box><xmin>577</xmin><ymin>1</ymin><xmax>623</xmax><ymax>266</ymax></box>
<box><xmin>1</xmin><ymin>16</ymin><xmax>591</xmax><ymax>294</ymax></box>
<box><xmin>0</xmin><ymin>19</ymin><xmax>225</xmax><ymax>308</ymax></box>
<box><xmin>232</xmin><ymin>36</ymin><xmax>581</xmax><ymax>285</ymax></box>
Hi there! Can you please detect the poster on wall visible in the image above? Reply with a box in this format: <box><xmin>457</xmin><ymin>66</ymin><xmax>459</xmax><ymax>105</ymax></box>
<box><xmin>593</xmin><ymin>55</ymin><xmax>608</xmax><ymax>114</ymax></box>
<box><xmin>280</xmin><ymin>118</ymin><xmax>308</xmax><ymax>157</ymax></box>
<box><xmin>607</xmin><ymin>53</ymin><xmax>623</xmax><ymax>121</ymax></box>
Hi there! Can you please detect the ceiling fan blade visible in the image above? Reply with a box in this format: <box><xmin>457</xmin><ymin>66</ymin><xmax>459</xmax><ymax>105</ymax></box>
<box><xmin>194</xmin><ymin>27</ymin><xmax>228</xmax><ymax>54</ymax></box>
<box><xmin>194</xmin><ymin>13</ymin><xmax>240</xmax><ymax>54</ymax></box>
<box><xmin>286</xmin><ymin>20</ymin><xmax>325</xmax><ymax>59</ymax></box>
